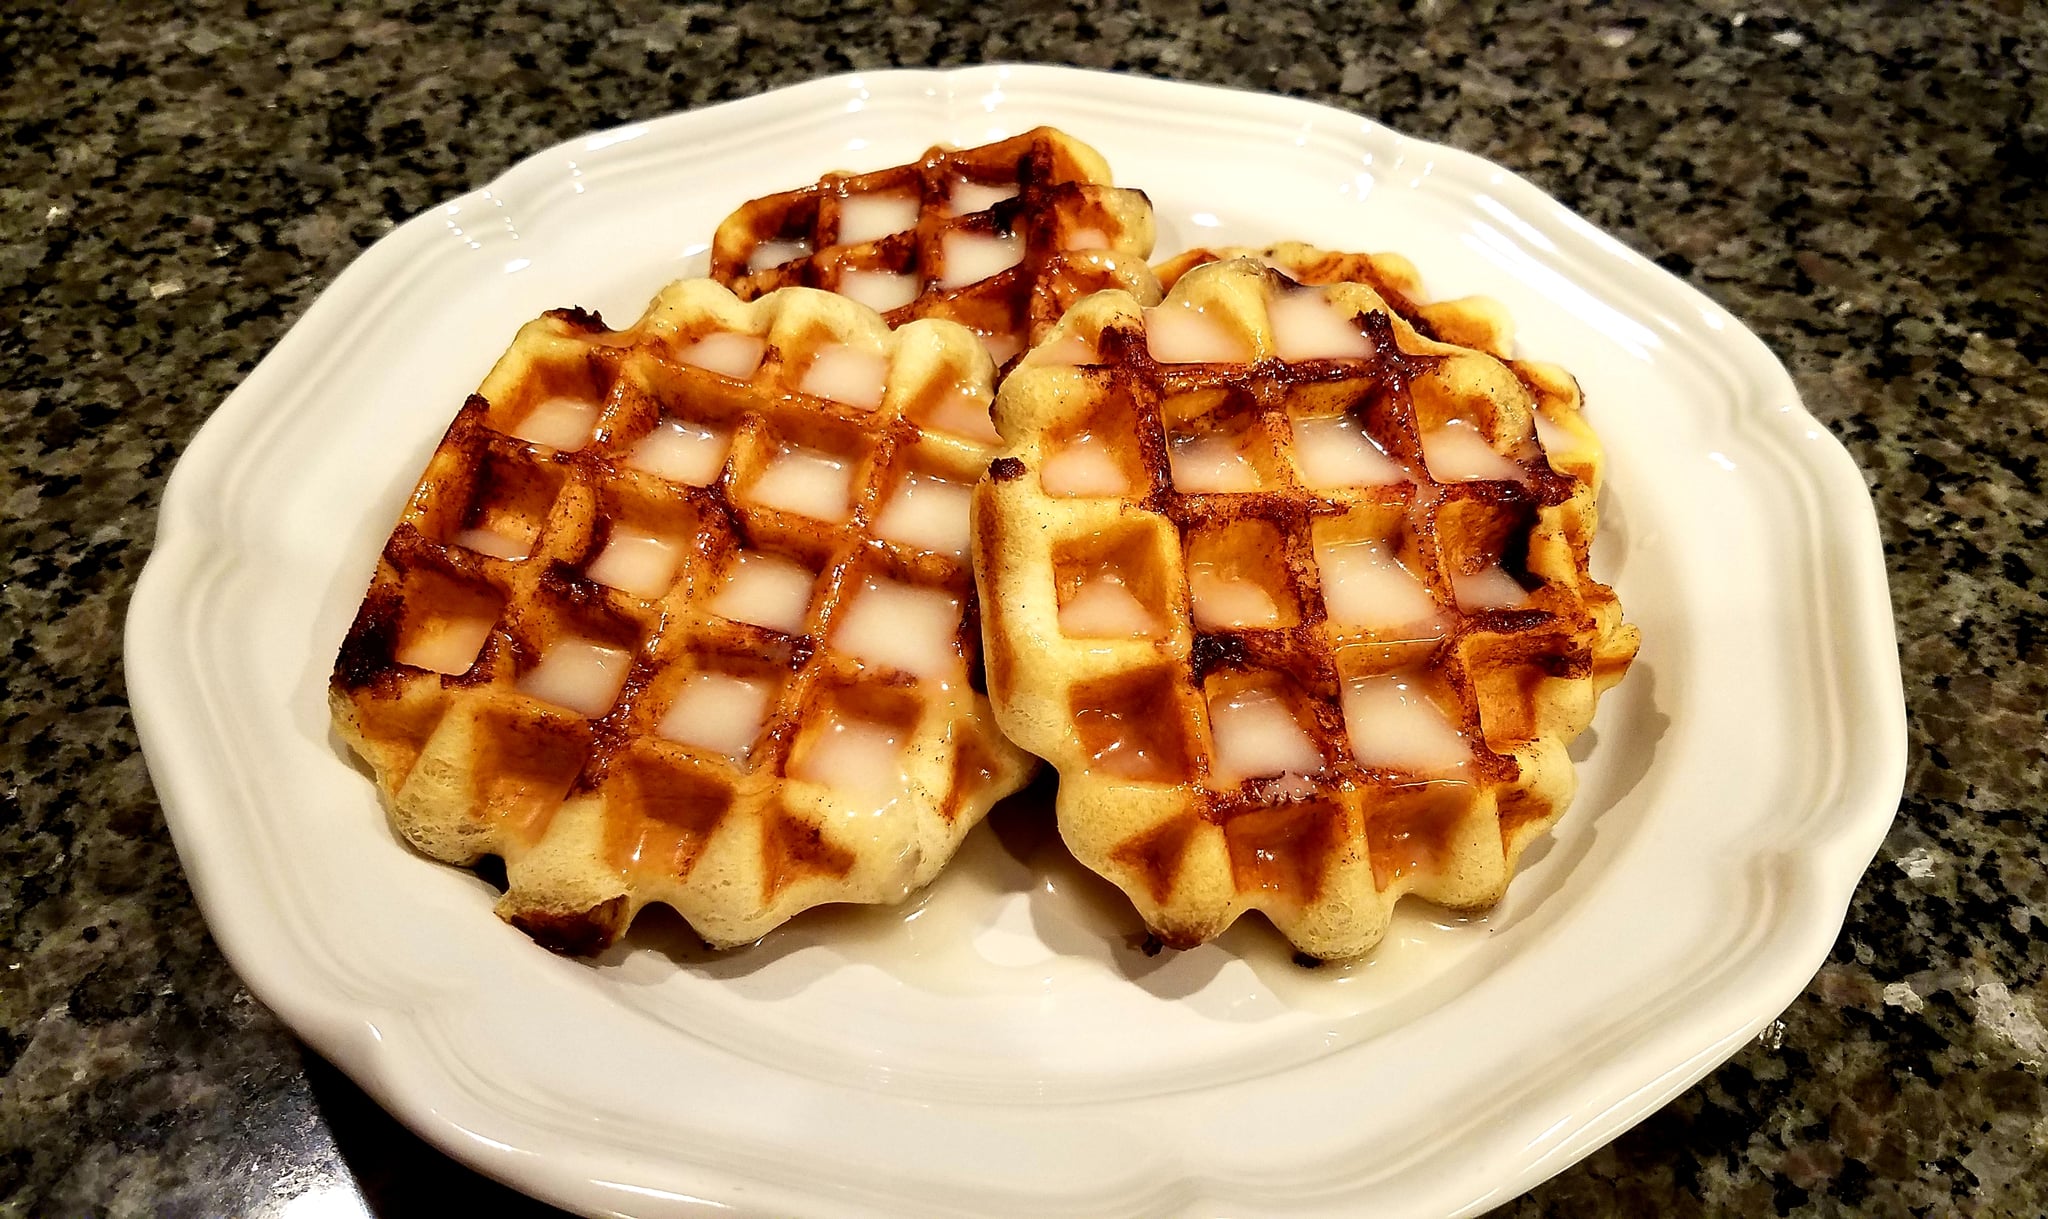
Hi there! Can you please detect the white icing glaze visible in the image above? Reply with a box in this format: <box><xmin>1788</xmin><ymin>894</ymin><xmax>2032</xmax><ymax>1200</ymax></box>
<box><xmin>748</xmin><ymin>446</ymin><xmax>855</xmax><ymax>521</ymax></box>
<box><xmin>1290</xmin><ymin>415</ymin><xmax>1406</xmax><ymax>489</ymax></box>
<box><xmin>1268</xmin><ymin>290</ymin><xmax>1374</xmax><ymax>361</ymax></box>
<box><xmin>873</xmin><ymin>471</ymin><xmax>972</xmax><ymax>557</ymax></box>
<box><xmin>1145</xmin><ymin>303</ymin><xmax>1252</xmax><ymax>364</ymax></box>
<box><xmin>396</xmin><ymin>613</ymin><xmax>494</xmax><ymax>675</ymax></box>
<box><xmin>747</xmin><ymin>238</ymin><xmax>811</xmax><ymax>273</ymax></box>
<box><xmin>1189</xmin><ymin>562</ymin><xmax>1282</xmax><ymax>630</ymax></box>
<box><xmin>1453</xmin><ymin>567</ymin><xmax>1532</xmax><ymax>612</ymax></box>
<box><xmin>830</xmin><ymin>576</ymin><xmax>962</xmax><ymax>680</ymax></box>
<box><xmin>979</xmin><ymin>330</ymin><xmax>1024</xmax><ymax>368</ymax></box>
<box><xmin>657</xmin><ymin>672</ymin><xmax>774</xmax><ymax>760</ymax></box>
<box><xmin>836</xmin><ymin>269</ymin><xmax>921</xmax><ymax>315</ymax></box>
<box><xmin>517</xmin><ymin>638</ymin><xmax>632</xmax><ymax>718</ymax></box>
<box><xmin>938</xmin><ymin>231</ymin><xmax>1024</xmax><ymax>288</ymax></box>
<box><xmin>511</xmin><ymin>396</ymin><xmax>596</xmax><ymax>451</ymax></box>
<box><xmin>1342</xmin><ymin>675</ymin><xmax>1472</xmax><ymax>774</ymax></box>
<box><xmin>711</xmin><ymin>552</ymin><xmax>816</xmax><ymax>634</ymax></box>
<box><xmin>836</xmin><ymin>192</ymin><xmax>920</xmax><ymax>245</ymax></box>
<box><xmin>921</xmin><ymin>388</ymin><xmax>1002</xmax><ymax>444</ymax></box>
<box><xmin>585</xmin><ymin>529</ymin><xmax>682</xmax><ymax>600</ymax></box>
<box><xmin>678</xmin><ymin>332</ymin><xmax>766</xmax><ymax>380</ymax></box>
<box><xmin>1040</xmin><ymin>434</ymin><xmax>1131</xmax><ymax>497</ymax></box>
<box><xmin>1208</xmin><ymin>688</ymin><xmax>1323</xmax><ymax>783</ymax></box>
<box><xmin>1035</xmin><ymin>333</ymin><xmax>1097</xmax><ymax>365</ymax></box>
<box><xmin>1169</xmin><ymin>433</ymin><xmax>1261</xmax><ymax>493</ymax></box>
<box><xmin>792</xmin><ymin>713</ymin><xmax>907</xmax><ymax>797</ymax></box>
<box><xmin>1314</xmin><ymin>538</ymin><xmax>1442</xmax><ymax>635</ymax></box>
<box><xmin>452</xmin><ymin>527</ymin><xmax>529</xmax><ymax>561</ymax></box>
<box><xmin>1420</xmin><ymin>420</ymin><xmax>1524</xmax><ymax>482</ymax></box>
<box><xmin>797</xmin><ymin>344</ymin><xmax>890</xmax><ymax>410</ymax></box>
<box><xmin>628</xmin><ymin>417</ymin><xmax>731</xmax><ymax>486</ymax></box>
<box><xmin>1057</xmin><ymin>575</ymin><xmax>1160</xmax><ymax>638</ymax></box>
<box><xmin>948</xmin><ymin>178</ymin><xmax>1018</xmax><ymax>216</ymax></box>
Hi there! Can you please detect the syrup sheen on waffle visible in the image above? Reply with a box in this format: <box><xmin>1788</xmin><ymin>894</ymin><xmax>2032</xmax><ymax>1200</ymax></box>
<box><xmin>330</xmin><ymin>280</ymin><xmax>1036</xmax><ymax>954</ymax></box>
<box><xmin>971</xmin><ymin>255</ymin><xmax>1639</xmax><ymax>960</ymax></box>
<box><xmin>709</xmin><ymin>126</ymin><xmax>1162</xmax><ymax>371</ymax></box>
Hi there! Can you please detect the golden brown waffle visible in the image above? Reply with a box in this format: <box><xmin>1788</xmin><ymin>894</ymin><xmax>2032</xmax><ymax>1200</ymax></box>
<box><xmin>331</xmin><ymin>280</ymin><xmax>1036</xmax><ymax>954</ymax></box>
<box><xmin>971</xmin><ymin>256</ymin><xmax>1638</xmax><ymax>959</ymax></box>
<box><xmin>709</xmin><ymin>126</ymin><xmax>1160</xmax><ymax>370</ymax></box>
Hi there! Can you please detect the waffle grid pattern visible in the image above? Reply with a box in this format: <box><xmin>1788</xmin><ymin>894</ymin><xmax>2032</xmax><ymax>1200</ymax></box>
<box><xmin>332</xmin><ymin>281</ymin><xmax>1035</xmax><ymax>953</ymax></box>
<box><xmin>973</xmin><ymin>256</ymin><xmax>1638</xmax><ymax>959</ymax></box>
<box><xmin>709</xmin><ymin>126</ymin><xmax>1161</xmax><ymax>367</ymax></box>
<box><xmin>1155</xmin><ymin>242</ymin><xmax>1442</xmax><ymax>332</ymax></box>
<box><xmin>1157</xmin><ymin>241</ymin><xmax>1607</xmax><ymax>483</ymax></box>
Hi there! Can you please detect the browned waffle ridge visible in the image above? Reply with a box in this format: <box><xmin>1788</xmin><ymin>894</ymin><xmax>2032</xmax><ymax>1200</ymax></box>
<box><xmin>709</xmin><ymin>126</ymin><xmax>1161</xmax><ymax>370</ymax></box>
<box><xmin>972</xmin><ymin>255</ymin><xmax>1638</xmax><ymax>959</ymax></box>
<box><xmin>331</xmin><ymin>280</ymin><xmax>1037</xmax><ymax>954</ymax></box>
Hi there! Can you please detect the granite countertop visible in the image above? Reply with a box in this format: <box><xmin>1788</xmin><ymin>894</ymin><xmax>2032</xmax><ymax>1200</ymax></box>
<box><xmin>4</xmin><ymin>0</ymin><xmax>2043</xmax><ymax>1214</ymax></box>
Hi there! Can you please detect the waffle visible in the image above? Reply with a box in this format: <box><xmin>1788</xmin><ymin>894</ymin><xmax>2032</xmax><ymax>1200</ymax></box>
<box><xmin>971</xmin><ymin>255</ymin><xmax>1638</xmax><ymax>959</ymax></box>
<box><xmin>330</xmin><ymin>279</ymin><xmax>1036</xmax><ymax>954</ymax></box>
<box><xmin>709</xmin><ymin>126</ymin><xmax>1161</xmax><ymax>371</ymax></box>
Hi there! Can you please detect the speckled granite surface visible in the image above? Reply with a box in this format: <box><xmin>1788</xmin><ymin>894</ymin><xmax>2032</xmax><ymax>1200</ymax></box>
<box><xmin>3</xmin><ymin>0</ymin><xmax>2043</xmax><ymax>1215</ymax></box>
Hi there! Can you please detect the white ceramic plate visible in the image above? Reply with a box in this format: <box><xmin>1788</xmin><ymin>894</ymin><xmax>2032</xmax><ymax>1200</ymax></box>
<box><xmin>127</xmin><ymin>66</ymin><xmax>1905</xmax><ymax>1218</ymax></box>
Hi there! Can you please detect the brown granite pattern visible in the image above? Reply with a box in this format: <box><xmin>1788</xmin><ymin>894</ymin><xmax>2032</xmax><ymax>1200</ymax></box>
<box><xmin>3</xmin><ymin>1</ymin><xmax>2043</xmax><ymax>1215</ymax></box>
